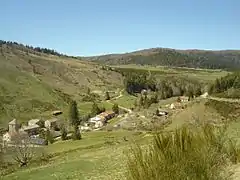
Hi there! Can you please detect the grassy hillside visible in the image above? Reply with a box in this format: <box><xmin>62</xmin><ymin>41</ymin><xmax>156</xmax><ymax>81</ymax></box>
<box><xmin>2</xmin><ymin>100</ymin><xmax>240</xmax><ymax>180</ymax></box>
<box><xmin>0</xmin><ymin>43</ymin><xmax>123</xmax><ymax>125</ymax></box>
<box><xmin>85</xmin><ymin>48</ymin><xmax>240</xmax><ymax>70</ymax></box>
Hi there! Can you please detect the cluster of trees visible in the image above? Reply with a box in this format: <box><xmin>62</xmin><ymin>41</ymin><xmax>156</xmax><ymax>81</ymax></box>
<box><xmin>124</xmin><ymin>71</ymin><xmax>202</xmax><ymax>103</ymax></box>
<box><xmin>208</xmin><ymin>72</ymin><xmax>240</xmax><ymax>94</ymax></box>
<box><xmin>124</xmin><ymin>72</ymin><xmax>156</xmax><ymax>94</ymax></box>
<box><xmin>135</xmin><ymin>92</ymin><xmax>159</xmax><ymax>109</ymax></box>
<box><xmin>69</xmin><ymin>100</ymin><xmax>82</xmax><ymax>140</ymax></box>
<box><xmin>0</xmin><ymin>40</ymin><xmax>77</xmax><ymax>59</ymax></box>
<box><xmin>0</xmin><ymin>99</ymin><xmax>119</xmax><ymax>168</ymax></box>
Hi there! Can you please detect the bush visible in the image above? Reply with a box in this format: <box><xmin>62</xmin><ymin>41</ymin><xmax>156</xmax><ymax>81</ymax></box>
<box><xmin>127</xmin><ymin>124</ymin><xmax>240</xmax><ymax>180</ymax></box>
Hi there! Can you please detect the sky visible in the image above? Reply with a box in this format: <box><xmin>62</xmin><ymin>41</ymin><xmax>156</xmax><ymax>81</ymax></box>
<box><xmin>1</xmin><ymin>0</ymin><xmax>240</xmax><ymax>56</ymax></box>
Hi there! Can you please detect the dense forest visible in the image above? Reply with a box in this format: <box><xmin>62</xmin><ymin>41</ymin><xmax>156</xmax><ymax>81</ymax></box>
<box><xmin>88</xmin><ymin>48</ymin><xmax>240</xmax><ymax>70</ymax></box>
<box><xmin>123</xmin><ymin>70</ymin><xmax>202</xmax><ymax>107</ymax></box>
<box><xmin>208</xmin><ymin>72</ymin><xmax>240</xmax><ymax>98</ymax></box>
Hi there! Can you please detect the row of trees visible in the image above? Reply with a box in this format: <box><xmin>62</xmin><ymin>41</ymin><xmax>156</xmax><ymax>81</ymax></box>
<box><xmin>208</xmin><ymin>72</ymin><xmax>240</xmax><ymax>94</ymax></box>
<box><xmin>0</xmin><ymin>40</ymin><xmax>77</xmax><ymax>59</ymax></box>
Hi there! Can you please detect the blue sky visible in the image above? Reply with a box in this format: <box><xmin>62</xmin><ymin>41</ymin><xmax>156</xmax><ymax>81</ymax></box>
<box><xmin>1</xmin><ymin>0</ymin><xmax>239</xmax><ymax>56</ymax></box>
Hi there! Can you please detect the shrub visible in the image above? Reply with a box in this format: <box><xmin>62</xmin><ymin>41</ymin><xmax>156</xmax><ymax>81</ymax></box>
<box><xmin>126</xmin><ymin>124</ymin><xmax>240</xmax><ymax>180</ymax></box>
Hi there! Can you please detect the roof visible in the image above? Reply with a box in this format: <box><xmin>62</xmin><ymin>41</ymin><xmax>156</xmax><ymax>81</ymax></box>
<box><xmin>22</xmin><ymin>124</ymin><xmax>40</xmax><ymax>131</ymax></box>
<box><xmin>99</xmin><ymin>111</ymin><xmax>115</xmax><ymax>117</ymax></box>
<box><xmin>28</xmin><ymin>119</ymin><xmax>40</xmax><ymax>124</ymax></box>
<box><xmin>52</xmin><ymin>110</ymin><xmax>63</xmax><ymax>115</ymax></box>
<box><xmin>89</xmin><ymin>116</ymin><xmax>104</xmax><ymax>122</ymax></box>
<box><xmin>46</xmin><ymin>118</ymin><xmax>58</xmax><ymax>123</ymax></box>
<box><xmin>180</xmin><ymin>96</ymin><xmax>188</xmax><ymax>99</ymax></box>
<box><xmin>158</xmin><ymin>109</ymin><xmax>168</xmax><ymax>113</ymax></box>
<box><xmin>9</xmin><ymin>119</ymin><xmax>17</xmax><ymax>125</ymax></box>
<box><xmin>97</xmin><ymin>115</ymin><xmax>106</xmax><ymax>121</ymax></box>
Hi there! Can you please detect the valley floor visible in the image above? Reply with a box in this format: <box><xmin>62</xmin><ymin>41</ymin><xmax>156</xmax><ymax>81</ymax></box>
<box><xmin>2</xmin><ymin>94</ymin><xmax>240</xmax><ymax>180</ymax></box>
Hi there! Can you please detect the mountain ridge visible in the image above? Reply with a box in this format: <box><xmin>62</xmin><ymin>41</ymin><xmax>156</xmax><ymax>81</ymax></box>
<box><xmin>84</xmin><ymin>47</ymin><xmax>240</xmax><ymax>70</ymax></box>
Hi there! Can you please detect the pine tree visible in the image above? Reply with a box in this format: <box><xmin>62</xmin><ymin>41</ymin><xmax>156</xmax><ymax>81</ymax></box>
<box><xmin>139</xmin><ymin>95</ymin><xmax>144</xmax><ymax>107</ymax></box>
<box><xmin>86</xmin><ymin>87</ymin><xmax>91</xmax><ymax>95</ymax></box>
<box><xmin>112</xmin><ymin>103</ymin><xmax>119</xmax><ymax>114</ymax></box>
<box><xmin>150</xmin><ymin>93</ymin><xmax>158</xmax><ymax>104</ymax></box>
<box><xmin>214</xmin><ymin>78</ymin><xmax>221</xmax><ymax>93</ymax></box>
<box><xmin>105</xmin><ymin>91</ymin><xmax>110</xmax><ymax>100</ymax></box>
<box><xmin>233</xmin><ymin>76</ymin><xmax>240</xmax><ymax>88</ymax></box>
<box><xmin>187</xmin><ymin>86</ymin><xmax>194</xmax><ymax>100</ymax></box>
<box><xmin>60</xmin><ymin>125</ymin><xmax>68</xmax><ymax>141</ymax></box>
<box><xmin>69</xmin><ymin>100</ymin><xmax>79</xmax><ymax>126</ymax></box>
<box><xmin>194</xmin><ymin>86</ymin><xmax>202</xmax><ymax>97</ymax></box>
<box><xmin>46</xmin><ymin>129</ymin><xmax>54</xmax><ymax>144</ymax></box>
<box><xmin>72</xmin><ymin>125</ymin><xmax>81</xmax><ymax>140</ymax></box>
<box><xmin>91</xmin><ymin>102</ymin><xmax>101</xmax><ymax>116</ymax></box>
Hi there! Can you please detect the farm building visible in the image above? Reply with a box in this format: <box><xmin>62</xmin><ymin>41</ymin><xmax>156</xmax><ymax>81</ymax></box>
<box><xmin>8</xmin><ymin>119</ymin><xmax>20</xmax><ymax>134</ymax></box>
<box><xmin>22</xmin><ymin>124</ymin><xmax>40</xmax><ymax>136</ymax></box>
<box><xmin>88</xmin><ymin>111</ymin><xmax>115</xmax><ymax>128</ymax></box>
<box><xmin>179</xmin><ymin>96</ymin><xmax>189</xmax><ymax>102</ymax></box>
<box><xmin>99</xmin><ymin>111</ymin><xmax>115</xmax><ymax>122</ymax></box>
<box><xmin>28</xmin><ymin>119</ymin><xmax>40</xmax><ymax>126</ymax></box>
<box><xmin>52</xmin><ymin>110</ymin><xmax>63</xmax><ymax>116</ymax></box>
<box><xmin>45</xmin><ymin>118</ymin><xmax>59</xmax><ymax>129</ymax></box>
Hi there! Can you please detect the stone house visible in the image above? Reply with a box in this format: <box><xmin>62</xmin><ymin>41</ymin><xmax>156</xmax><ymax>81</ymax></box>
<box><xmin>22</xmin><ymin>124</ymin><xmax>40</xmax><ymax>136</ymax></box>
<box><xmin>45</xmin><ymin>118</ymin><xmax>59</xmax><ymax>129</ymax></box>
<box><xmin>28</xmin><ymin>119</ymin><xmax>40</xmax><ymax>126</ymax></box>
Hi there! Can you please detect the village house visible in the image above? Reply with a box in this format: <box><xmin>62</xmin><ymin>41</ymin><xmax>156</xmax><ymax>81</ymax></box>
<box><xmin>22</xmin><ymin>124</ymin><xmax>40</xmax><ymax>136</ymax></box>
<box><xmin>45</xmin><ymin>118</ymin><xmax>59</xmax><ymax>129</ymax></box>
<box><xmin>99</xmin><ymin>111</ymin><xmax>115</xmax><ymax>122</ymax></box>
<box><xmin>2</xmin><ymin>119</ymin><xmax>28</xmax><ymax>146</ymax></box>
<box><xmin>52</xmin><ymin>110</ymin><xmax>63</xmax><ymax>116</ymax></box>
<box><xmin>89</xmin><ymin>111</ymin><xmax>115</xmax><ymax>128</ymax></box>
<box><xmin>28</xmin><ymin>119</ymin><xmax>40</xmax><ymax>126</ymax></box>
<box><xmin>179</xmin><ymin>96</ymin><xmax>189</xmax><ymax>102</ymax></box>
<box><xmin>8</xmin><ymin>119</ymin><xmax>20</xmax><ymax>134</ymax></box>
<box><xmin>157</xmin><ymin>109</ymin><xmax>168</xmax><ymax>116</ymax></box>
<box><xmin>89</xmin><ymin>115</ymin><xmax>105</xmax><ymax>128</ymax></box>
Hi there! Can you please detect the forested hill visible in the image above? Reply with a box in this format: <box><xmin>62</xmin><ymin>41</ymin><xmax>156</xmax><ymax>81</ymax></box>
<box><xmin>85</xmin><ymin>48</ymin><xmax>240</xmax><ymax>70</ymax></box>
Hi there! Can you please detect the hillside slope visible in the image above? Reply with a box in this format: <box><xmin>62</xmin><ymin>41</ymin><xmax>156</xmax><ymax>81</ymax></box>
<box><xmin>0</xmin><ymin>43</ymin><xmax>123</xmax><ymax>125</ymax></box>
<box><xmin>85</xmin><ymin>48</ymin><xmax>240</xmax><ymax>70</ymax></box>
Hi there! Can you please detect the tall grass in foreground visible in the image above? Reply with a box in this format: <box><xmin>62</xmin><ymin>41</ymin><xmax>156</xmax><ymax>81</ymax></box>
<box><xmin>127</xmin><ymin>124</ymin><xmax>240</xmax><ymax>180</ymax></box>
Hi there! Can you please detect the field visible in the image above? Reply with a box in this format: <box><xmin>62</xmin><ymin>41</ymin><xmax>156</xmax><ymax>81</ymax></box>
<box><xmin>3</xmin><ymin>98</ymin><xmax>240</xmax><ymax>180</ymax></box>
<box><xmin>2</xmin><ymin>131</ymin><xmax>150</xmax><ymax>180</ymax></box>
<box><xmin>111</xmin><ymin>64</ymin><xmax>228</xmax><ymax>83</ymax></box>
